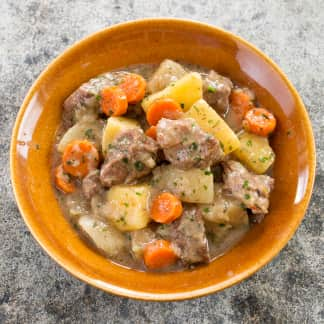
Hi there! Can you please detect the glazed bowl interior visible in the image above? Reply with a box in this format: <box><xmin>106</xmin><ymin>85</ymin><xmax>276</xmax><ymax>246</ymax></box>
<box><xmin>11</xmin><ymin>19</ymin><xmax>315</xmax><ymax>300</ymax></box>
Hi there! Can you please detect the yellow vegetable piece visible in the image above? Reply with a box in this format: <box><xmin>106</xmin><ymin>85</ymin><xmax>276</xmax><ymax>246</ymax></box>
<box><xmin>101</xmin><ymin>117</ymin><xmax>140</xmax><ymax>155</ymax></box>
<box><xmin>233</xmin><ymin>131</ymin><xmax>275</xmax><ymax>174</ymax></box>
<box><xmin>142</xmin><ymin>72</ymin><xmax>203</xmax><ymax>112</ymax></box>
<box><xmin>106</xmin><ymin>184</ymin><xmax>151</xmax><ymax>231</ymax></box>
<box><xmin>185</xmin><ymin>99</ymin><xmax>240</xmax><ymax>154</ymax></box>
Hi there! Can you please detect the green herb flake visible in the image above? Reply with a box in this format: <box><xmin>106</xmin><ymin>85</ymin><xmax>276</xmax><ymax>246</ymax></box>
<box><xmin>259</xmin><ymin>156</ymin><xmax>269</xmax><ymax>163</ymax></box>
<box><xmin>204</xmin><ymin>170</ymin><xmax>212</xmax><ymax>176</ymax></box>
<box><xmin>203</xmin><ymin>185</ymin><xmax>208</xmax><ymax>191</ymax></box>
<box><xmin>95</xmin><ymin>94</ymin><xmax>101</xmax><ymax>101</ymax></box>
<box><xmin>85</xmin><ymin>128</ymin><xmax>95</xmax><ymax>140</ymax></box>
<box><xmin>207</xmin><ymin>85</ymin><xmax>217</xmax><ymax>93</ymax></box>
<box><xmin>135</xmin><ymin>192</ymin><xmax>142</xmax><ymax>196</ymax></box>
<box><xmin>244</xmin><ymin>193</ymin><xmax>251</xmax><ymax>200</ymax></box>
<box><xmin>193</xmin><ymin>105</ymin><xmax>199</xmax><ymax>113</ymax></box>
<box><xmin>189</xmin><ymin>142</ymin><xmax>198</xmax><ymax>151</ymax></box>
<box><xmin>123</xmin><ymin>202</ymin><xmax>129</xmax><ymax>207</ymax></box>
<box><xmin>219</xmin><ymin>223</ymin><xmax>226</xmax><ymax>227</ymax></box>
<box><xmin>122</xmin><ymin>157</ymin><xmax>129</xmax><ymax>164</ymax></box>
<box><xmin>134</xmin><ymin>161</ymin><xmax>144</xmax><ymax>171</ymax></box>
<box><xmin>240</xmin><ymin>202</ymin><xmax>246</xmax><ymax>210</ymax></box>
<box><xmin>180</xmin><ymin>103</ymin><xmax>185</xmax><ymax>109</ymax></box>
<box><xmin>173</xmin><ymin>182</ymin><xmax>178</xmax><ymax>187</ymax></box>
<box><xmin>246</xmin><ymin>140</ymin><xmax>252</xmax><ymax>147</ymax></box>
<box><xmin>242</xmin><ymin>180</ymin><xmax>249</xmax><ymax>189</ymax></box>
<box><xmin>203</xmin><ymin>207</ymin><xmax>210</xmax><ymax>213</ymax></box>
<box><xmin>220</xmin><ymin>142</ymin><xmax>224</xmax><ymax>150</ymax></box>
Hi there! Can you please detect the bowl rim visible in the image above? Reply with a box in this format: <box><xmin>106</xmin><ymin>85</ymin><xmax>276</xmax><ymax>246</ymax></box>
<box><xmin>10</xmin><ymin>17</ymin><xmax>316</xmax><ymax>301</ymax></box>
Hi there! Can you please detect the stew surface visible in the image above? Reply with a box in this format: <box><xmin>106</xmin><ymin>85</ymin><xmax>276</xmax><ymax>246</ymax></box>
<box><xmin>52</xmin><ymin>60</ymin><xmax>275</xmax><ymax>272</ymax></box>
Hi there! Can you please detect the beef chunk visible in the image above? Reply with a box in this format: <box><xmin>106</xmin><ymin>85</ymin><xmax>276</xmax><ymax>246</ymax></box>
<box><xmin>100</xmin><ymin>129</ymin><xmax>159</xmax><ymax>187</ymax></box>
<box><xmin>147</xmin><ymin>59</ymin><xmax>187</xmax><ymax>93</ymax></box>
<box><xmin>157</xmin><ymin>206</ymin><xmax>210</xmax><ymax>264</ymax></box>
<box><xmin>156</xmin><ymin>118</ymin><xmax>224</xmax><ymax>169</ymax></box>
<box><xmin>82</xmin><ymin>169</ymin><xmax>103</xmax><ymax>199</ymax></box>
<box><xmin>62</xmin><ymin>72</ymin><xmax>128</xmax><ymax>128</ymax></box>
<box><xmin>203</xmin><ymin>70</ymin><xmax>233</xmax><ymax>114</ymax></box>
<box><xmin>222</xmin><ymin>160</ymin><xmax>274</xmax><ymax>214</ymax></box>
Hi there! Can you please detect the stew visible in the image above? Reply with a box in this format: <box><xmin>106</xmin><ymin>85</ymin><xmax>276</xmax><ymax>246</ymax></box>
<box><xmin>52</xmin><ymin>59</ymin><xmax>275</xmax><ymax>272</ymax></box>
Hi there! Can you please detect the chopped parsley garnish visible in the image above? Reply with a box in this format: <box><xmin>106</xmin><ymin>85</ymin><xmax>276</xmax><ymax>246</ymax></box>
<box><xmin>204</xmin><ymin>170</ymin><xmax>212</xmax><ymax>176</ymax></box>
<box><xmin>220</xmin><ymin>142</ymin><xmax>224</xmax><ymax>150</ymax></box>
<box><xmin>135</xmin><ymin>192</ymin><xmax>142</xmax><ymax>196</ymax></box>
<box><xmin>95</xmin><ymin>94</ymin><xmax>101</xmax><ymax>101</ymax></box>
<box><xmin>240</xmin><ymin>203</ymin><xmax>246</xmax><ymax>210</ymax></box>
<box><xmin>85</xmin><ymin>128</ymin><xmax>95</xmax><ymax>140</ymax></box>
<box><xmin>122</xmin><ymin>157</ymin><xmax>129</xmax><ymax>164</ymax></box>
<box><xmin>246</xmin><ymin>140</ymin><xmax>252</xmax><ymax>147</ymax></box>
<box><xmin>123</xmin><ymin>202</ymin><xmax>129</xmax><ymax>207</ymax></box>
<box><xmin>203</xmin><ymin>185</ymin><xmax>208</xmax><ymax>191</ymax></box>
<box><xmin>180</xmin><ymin>103</ymin><xmax>185</xmax><ymax>109</ymax></box>
<box><xmin>108</xmin><ymin>143</ymin><xmax>115</xmax><ymax>150</ymax></box>
<box><xmin>259</xmin><ymin>156</ymin><xmax>269</xmax><ymax>163</ymax></box>
<box><xmin>134</xmin><ymin>161</ymin><xmax>144</xmax><ymax>171</ymax></box>
<box><xmin>173</xmin><ymin>181</ymin><xmax>178</xmax><ymax>187</ymax></box>
<box><xmin>219</xmin><ymin>223</ymin><xmax>226</xmax><ymax>227</ymax></box>
<box><xmin>242</xmin><ymin>180</ymin><xmax>249</xmax><ymax>189</ymax></box>
<box><xmin>189</xmin><ymin>142</ymin><xmax>198</xmax><ymax>150</ymax></box>
<box><xmin>203</xmin><ymin>207</ymin><xmax>210</xmax><ymax>213</ymax></box>
<box><xmin>244</xmin><ymin>193</ymin><xmax>251</xmax><ymax>200</ymax></box>
<box><xmin>207</xmin><ymin>85</ymin><xmax>217</xmax><ymax>93</ymax></box>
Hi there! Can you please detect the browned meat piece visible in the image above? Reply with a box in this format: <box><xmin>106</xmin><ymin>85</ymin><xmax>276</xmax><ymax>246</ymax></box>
<box><xmin>100</xmin><ymin>129</ymin><xmax>159</xmax><ymax>187</ymax></box>
<box><xmin>203</xmin><ymin>70</ymin><xmax>233</xmax><ymax>114</ymax></box>
<box><xmin>156</xmin><ymin>118</ymin><xmax>224</xmax><ymax>169</ymax></box>
<box><xmin>156</xmin><ymin>206</ymin><xmax>210</xmax><ymax>264</ymax></box>
<box><xmin>82</xmin><ymin>170</ymin><xmax>103</xmax><ymax>199</ymax></box>
<box><xmin>62</xmin><ymin>72</ymin><xmax>128</xmax><ymax>128</ymax></box>
<box><xmin>147</xmin><ymin>59</ymin><xmax>187</xmax><ymax>93</ymax></box>
<box><xmin>222</xmin><ymin>160</ymin><xmax>274</xmax><ymax>214</ymax></box>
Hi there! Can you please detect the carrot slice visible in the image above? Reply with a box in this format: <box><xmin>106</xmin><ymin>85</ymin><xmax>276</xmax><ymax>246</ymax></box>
<box><xmin>143</xmin><ymin>239</ymin><xmax>178</xmax><ymax>270</ymax></box>
<box><xmin>145</xmin><ymin>126</ymin><xmax>157</xmax><ymax>140</ymax></box>
<box><xmin>119</xmin><ymin>73</ymin><xmax>146</xmax><ymax>104</ymax></box>
<box><xmin>62</xmin><ymin>140</ymin><xmax>99</xmax><ymax>178</ymax></box>
<box><xmin>150</xmin><ymin>192</ymin><xmax>183</xmax><ymax>224</ymax></box>
<box><xmin>100</xmin><ymin>86</ymin><xmax>128</xmax><ymax>116</ymax></box>
<box><xmin>230</xmin><ymin>90</ymin><xmax>253</xmax><ymax>118</ymax></box>
<box><xmin>146</xmin><ymin>98</ymin><xmax>183</xmax><ymax>126</ymax></box>
<box><xmin>55</xmin><ymin>164</ymin><xmax>75</xmax><ymax>193</ymax></box>
<box><xmin>243</xmin><ymin>108</ymin><xmax>276</xmax><ymax>136</ymax></box>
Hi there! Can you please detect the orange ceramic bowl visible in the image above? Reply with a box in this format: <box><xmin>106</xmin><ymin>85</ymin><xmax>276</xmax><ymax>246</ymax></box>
<box><xmin>10</xmin><ymin>18</ymin><xmax>316</xmax><ymax>300</ymax></box>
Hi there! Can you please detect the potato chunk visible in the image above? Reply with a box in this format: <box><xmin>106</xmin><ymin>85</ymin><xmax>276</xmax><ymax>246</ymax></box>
<box><xmin>106</xmin><ymin>184</ymin><xmax>151</xmax><ymax>231</ymax></box>
<box><xmin>147</xmin><ymin>59</ymin><xmax>187</xmax><ymax>93</ymax></box>
<box><xmin>152</xmin><ymin>165</ymin><xmax>214</xmax><ymax>204</ymax></box>
<box><xmin>142</xmin><ymin>72</ymin><xmax>203</xmax><ymax>112</ymax></box>
<box><xmin>78</xmin><ymin>215</ymin><xmax>127</xmax><ymax>257</ymax></box>
<box><xmin>57</xmin><ymin>120</ymin><xmax>104</xmax><ymax>153</ymax></box>
<box><xmin>233</xmin><ymin>131</ymin><xmax>275</xmax><ymax>174</ymax></box>
<box><xmin>185</xmin><ymin>99</ymin><xmax>240</xmax><ymax>154</ymax></box>
<box><xmin>101</xmin><ymin>117</ymin><xmax>140</xmax><ymax>155</ymax></box>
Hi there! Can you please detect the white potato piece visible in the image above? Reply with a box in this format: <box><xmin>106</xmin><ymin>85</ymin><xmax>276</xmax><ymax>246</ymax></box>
<box><xmin>152</xmin><ymin>165</ymin><xmax>214</xmax><ymax>204</ymax></box>
<box><xmin>233</xmin><ymin>131</ymin><xmax>275</xmax><ymax>174</ymax></box>
<box><xmin>57</xmin><ymin>120</ymin><xmax>104</xmax><ymax>153</ymax></box>
<box><xmin>142</xmin><ymin>72</ymin><xmax>203</xmax><ymax>112</ymax></box>
<box><xmin>101</xmin><ymin>117</ymin><xmax>140</xmax><ymax>155</ymax></box>
<box><xmin>78</xmin><ymin>215</ymin><xmax>127</xmax><ymax>257</ymax></box>
<box><xmin>200</xmin><ymin>184</ymin><xmax>248</xmax><ymax>226</ymax></box>
<box><xmin>106</xmin><ymin>184</ymin><xmax>151</xmax><ymax>231</ymax></box>
<box><xmin>147</xmin><ymin>59</ymin><xmax>187</xmax><ymax>93</ymax></box>
<box><xmin>185</xmin><ymin>99</ymin><xmax>240</xmax><ymax>154</ymax></box>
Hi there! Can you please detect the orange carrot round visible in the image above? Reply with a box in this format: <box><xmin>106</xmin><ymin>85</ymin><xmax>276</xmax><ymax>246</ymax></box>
<box><xmin>145</xmin><ymin>126</ymin><xmax>157</xmax><ymax>140</ymax></box>
<box><xmin>62</xmin><ymin>140</ymin><xmax>99</xmax><ymax>178</ymax></box>
<box><xmin>100</xmin><ymin>86</ymin><xmax>128</xmax><ymax>116</ymax></box>
<box><xmin>243</xmin><ymin>107</ymin><xmax>276</xmax><ymax>136</ymax></box>
<box><xmin>119</xmin><ymin>73</ymin><xmax>146</xmax><ymax>104</ymax></box>
<box><xmin>143</xmin><ymin>239</ymin><xmax>178</xmax><ymax>270</ymax></box>
<box><xmin>230</xmin><ymin>90</ymin><xmax>253</xmax><ymax>118</ymax></box>
<box><xmin>55</xmin><ymin>164</ymin><xmax>75</xmax><ymax>193</ymax></box>
<box><xmin>150</xmin><ymin>192</ymin><xmax>183</xmax><ymax>224</ymax></box>
<box><xmin>146</xmin><ymin>98</ymin><xmax>183</xmax><ymax>126</ymax></box>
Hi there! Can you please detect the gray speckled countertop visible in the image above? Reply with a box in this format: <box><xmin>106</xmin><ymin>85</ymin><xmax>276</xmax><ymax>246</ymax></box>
<box><xmin>1</xmin><ymin>1</ymin><xmax>323</xmax><ymax>323</ymax></box>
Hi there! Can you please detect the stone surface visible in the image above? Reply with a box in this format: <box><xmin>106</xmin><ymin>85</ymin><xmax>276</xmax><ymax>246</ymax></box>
<box><xmin>1</xmin><ymin>0</ymin><xmax>323</xmax><ymax>323</ymax></box>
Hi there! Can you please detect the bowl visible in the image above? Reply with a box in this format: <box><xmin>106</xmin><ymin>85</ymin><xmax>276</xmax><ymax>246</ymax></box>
<box><xmin>10</xmin><ymin>18</ymin><xmax>316</xmax><ymax>300</ymax></box>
